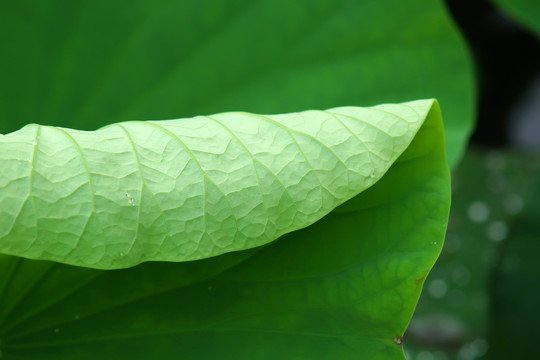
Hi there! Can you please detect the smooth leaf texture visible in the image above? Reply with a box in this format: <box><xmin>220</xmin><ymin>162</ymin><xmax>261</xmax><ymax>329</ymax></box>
<box><xmin>0</xmin><ymin>0</ymin><xmax>474</xmax><ymax>168</ymax></box>
<box><xmin>0</xmin><ymin>100</ymin><xmax>449</xmax><ymax>360</ymax></box>
<box><xmin>2</xmin><ymin>101</ymin><xmax>432</xmax><ymax>269</ymax></box>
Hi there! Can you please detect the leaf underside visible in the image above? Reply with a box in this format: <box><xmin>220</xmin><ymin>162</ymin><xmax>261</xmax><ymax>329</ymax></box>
<box><xmin>0</xmin><ymin>0</ymin><xmax>466</xmax><ymax>357</ymax></box>
<box><xmin>0</xmin><ymin>100</ymin><xmax>450</xmax><ymax>359</ymax></box>
<box><xmin>2</xmin><ymin>100</ymin><xmax>433</xmax><ymax>269</ymax></box>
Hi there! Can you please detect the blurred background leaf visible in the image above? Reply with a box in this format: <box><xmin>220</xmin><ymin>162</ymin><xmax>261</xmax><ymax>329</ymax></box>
<box><xmin>489</xmin><ymin>0</ymin><xmax>540</xmax><ymax>36</ymax></box>
<box><xmin>404</xmin><ymin>150</ymin><xmax>540</xmax><ymax>360</ymax></box>
<box><xmin>401</xmin><ymin>1</ymin><xmax>540</xmax><ymax>359</ymax></box>
<box><xmin>485</xmin><ymin>171</ymin><xmax>540</xmax><ymax>359</ymax></box>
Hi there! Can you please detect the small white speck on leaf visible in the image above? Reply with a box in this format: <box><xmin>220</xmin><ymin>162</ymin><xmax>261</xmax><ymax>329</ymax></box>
<box><xmin>125</xmin><ymin>192</ymin><xmax>135</xmax><ymax>206</ymax></box>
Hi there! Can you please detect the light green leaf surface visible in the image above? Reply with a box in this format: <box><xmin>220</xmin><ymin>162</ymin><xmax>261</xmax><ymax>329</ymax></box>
<box><xmin>2</xmin><ymin>101</ymin><xmax>430</xmax><ymax>269</ymax></box>
<box><xmin>0</xmin><ymin>100</ymin><xmax>450</xmax><ymax>360</ymax></box>
<box><xmin>0</xmin><ymin>0</ymin><xmax>474</xmax><ymax>168</ymax></box>
<box><xmin>491</xmin><ymin>0</ymin><xmax>540</xmax><ymax>36</ymax></box>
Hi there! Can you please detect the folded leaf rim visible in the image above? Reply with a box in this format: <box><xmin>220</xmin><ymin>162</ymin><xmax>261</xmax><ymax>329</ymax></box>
<box><xmin>0</xmin><ymin>99</ymin><xmax>437</xmax><ymax>269</ymax></box>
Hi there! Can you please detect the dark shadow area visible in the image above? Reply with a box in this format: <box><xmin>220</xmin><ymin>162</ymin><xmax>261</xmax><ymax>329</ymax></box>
<box><xmin>445</xmin><ymin>0</ymin><xmax>540</xmax><ymax>147</ymax></box>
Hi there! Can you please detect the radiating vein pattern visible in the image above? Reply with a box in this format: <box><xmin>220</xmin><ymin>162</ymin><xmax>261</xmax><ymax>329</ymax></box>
<box><xmin>0</xmin><ymin>100</ymin><xmax>431</xmax><ymax>269</ymax></box>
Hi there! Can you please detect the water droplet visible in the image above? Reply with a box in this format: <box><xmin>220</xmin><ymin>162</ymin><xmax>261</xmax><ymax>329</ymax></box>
<box><xmin>502</xmin><ymin>253</ymin><xmax>520</xmax><ymax>274</ymax></box>
<box><xmin>54</xmin><ymin>328</ymin><xmax>60</xmax><ymax>333</ymax></box>
<box><xmin>471</xmin><ymin>338</ymin><xmax>489</xmax><ymax>357</ymax></box>
<box><xmin>482</xmin><ymin>248</ymin><xmax>496</xmax><ymax>265</ymax></box>
<box><xmin>32</xmin><ymin>139</ymin><xmax>38</xmax><ymax>146</ymax></box>
<box><xmin>447</xmin><ymin>290</ymin><xmax>466</xmax><ymax>307</ymax></box>
<box><xmin>393</xmin><ymin>337</ymin><xmax>403</xmax><ymax>345</ymax></box>
<box><xmin>452</xmin><ymin>266</ymin><xmax>471</xmax><ymax>286</ymax></box>
<box><xmin>433</xmin><ymin>241</ymin><xmax>438</xmax><ymax>245</ymax></box>
<box><xmin>486</xmin><ymin>173</ymin><xmax>506</xmax><ymax>193</ymax></box>
<box><xmin>370</xmin><ymin>171</ymin><xmax>376</xmax><ymax>178</ymax></box>
<box><xmin>467</xmin><ymin>201</ymin><xmax>490</xmax><ymax>223</ymax></box>
<box><xmin>433</xmin><ymin>351</ymin><xmax>448</xmax><ymax>360</ymax></box>
<box><xmin>486</xmin><ymin>221</ymin><xmax>508</xmax><ymax>242</ymax></box>
<box><xmin>458</xmin><ymin>339</ymin><xmax>485</xmax><ymax>360</ymax></box>
<box><xmin>125</xmin><ymin>192</ymin><xmax>135</xmax><ymax>206</ymax></box>
<box><xmin>201</xmin><ymin>166</ymin><xmax>206</xmax><ymax>171</ymax></box>
<box><xmin>428</xmin><ymin>279</ymin><xmax>448</xmax><ymax>299</ymax></box>
<box><xmin>485</xmin><ymin>151</ymin><xmax>506</xmax><ymax>171</ymax></box>
<box><xmin>471</xmin><ymin>292</ymin><xmax>487</xmax><ymax>310</ymax></box>
<box><xmin>120</xmin><ymin>251</ymin><xmax>125</xmax><ymax>257</ymax></box>
<box><xmin>416</xmin><ymin>350</ymin><xmax>435</xmax><ymax>360</ymax></box>
<box><xmin>503</xmin><ymin>194</ymin><xmax>524</xmax><ymax>215</ymax></box>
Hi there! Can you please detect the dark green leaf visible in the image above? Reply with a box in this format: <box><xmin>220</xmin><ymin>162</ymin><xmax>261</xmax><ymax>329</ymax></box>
<box><xmin>490</xmin><ymin>0</ymin><xmax>540</xmax><ymax>36</ymax></box>
<box><xmin>0</xmin><ymin>101</ymin><xmax>450</xmax><ymax>359</ymax></box>
<box><xmin>0</xmin><ymin>0</ymin><xmax>474</xmax><ymax>168</ymax></box>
